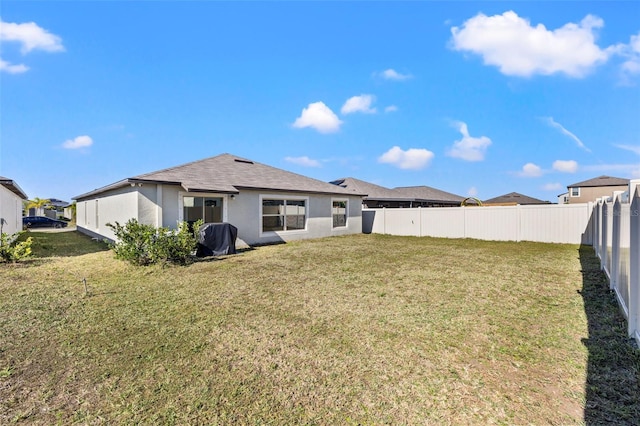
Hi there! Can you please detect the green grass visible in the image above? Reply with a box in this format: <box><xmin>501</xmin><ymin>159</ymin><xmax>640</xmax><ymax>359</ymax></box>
<box><xmin>1</xmin><ymin>231</ymin><xmax>638</xmax><ymax>424</ymax></box>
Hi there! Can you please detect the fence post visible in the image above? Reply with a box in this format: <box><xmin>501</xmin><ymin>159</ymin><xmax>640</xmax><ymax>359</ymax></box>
<box><xmin>601</xmin><ymin>201</ymin><xmax>609</xmax><ymax>277</ymax></box>
<box><xmin>593</xmin><ymin>199</ymin><xmax>601</xmax><ymax>258</ymax></box>
<box><xmin>629</xmin><ymin>187</ymin><xmax>640</xmax><ymax>340</ymax></box>
<box><xmin>611</xmin><ymin>193</ymin><xmax>622</xmax><ymax>295</ymax></box>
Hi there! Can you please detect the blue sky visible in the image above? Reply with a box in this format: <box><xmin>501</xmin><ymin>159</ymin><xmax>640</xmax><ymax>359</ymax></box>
<box><xmin>1</xmin><ymin>1</ymin><xmax>639</xmax><ymax>203</ymax></box>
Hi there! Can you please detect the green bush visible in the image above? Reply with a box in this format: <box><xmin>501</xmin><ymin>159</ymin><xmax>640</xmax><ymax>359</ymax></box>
<box><xmin>0</xmin><ymin>231</ymin><xmax>33</xmax><ymax>263</ymax></box>
<box><xmin>106</xmin><ymin>219</ymin><xmax>202</xmax><ymax>266</ymax></box>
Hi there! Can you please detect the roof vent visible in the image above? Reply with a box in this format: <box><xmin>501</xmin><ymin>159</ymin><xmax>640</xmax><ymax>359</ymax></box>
<box><xmin>234</xmin><ymin>159</ymin><xmax>254</xmax><ymax>165</ymax></box>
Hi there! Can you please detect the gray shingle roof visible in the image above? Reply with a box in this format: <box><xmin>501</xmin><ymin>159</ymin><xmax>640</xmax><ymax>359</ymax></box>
<box><xmin>330</xmin><ymin>177</ymin><xmax>404</xmax><ymax>200</ymax></box>
<box><xmin>330</xmin><ymin>178</ymin><xmax>464</xmax><ymax>203</ymax></box>
<box><xmin>568</xmin><ymin>175</ymin><xmax>629</xmax><ymax>188</ymax></box>
<box><xmin>392</xmin><ymin>185</ymin><xmax>465</xmax><ymax>203</ymax></box>
<box><xmin>483</xmin><ymin>192</ymin><xmax>550</xmax><ymax>205</ymax></box>
<box><xmin>75</xmin><ymin>154</ymin><xmax>366</xmax><ymax>200</ymax></box>
<box><xmin>0</xmin><ymin>176</ymin><xmax>28</xmax><ymax>199</ymax></box>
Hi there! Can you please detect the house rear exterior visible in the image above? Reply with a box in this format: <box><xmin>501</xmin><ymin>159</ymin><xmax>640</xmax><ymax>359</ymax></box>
<box><xmin>74</xmin><ymin>154</ymin><xmax>366</xmax><ymax>246</ymax></box>
<box><xmin>0</xmin><ymin>176</ymin><xmax>28</xmax><ymax>235</ymax></box>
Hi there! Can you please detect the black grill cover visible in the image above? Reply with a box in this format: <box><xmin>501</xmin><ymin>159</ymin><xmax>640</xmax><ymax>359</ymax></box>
<box><xmin>196</xmin><ymin>223</ymin><xmax>238</xmax><ymax>257</ymax></box>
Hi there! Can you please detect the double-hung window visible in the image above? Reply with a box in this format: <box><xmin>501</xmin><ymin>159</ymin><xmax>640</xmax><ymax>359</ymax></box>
<box><xmin>570</xmin><ymin>187</ymin><xmax>580</xmax><ymax>197</ymax></box>
<box><xmin>262</xmin><ymin>198</ymin><xmax>306</xmax><ymax>232</ymax></box>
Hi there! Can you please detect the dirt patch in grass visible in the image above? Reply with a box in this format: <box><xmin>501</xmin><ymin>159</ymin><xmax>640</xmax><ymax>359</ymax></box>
<box><xmin>1</xmin><ymin>233</ymin><xmax>638</xmax><ymax>424</ymax></box>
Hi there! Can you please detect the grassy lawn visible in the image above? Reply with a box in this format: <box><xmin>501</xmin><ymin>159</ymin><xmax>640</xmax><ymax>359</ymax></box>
<box><xmin>1</xmin><ymin>230</ymin><xmax>638</xmax><ymax>424</ymax></box>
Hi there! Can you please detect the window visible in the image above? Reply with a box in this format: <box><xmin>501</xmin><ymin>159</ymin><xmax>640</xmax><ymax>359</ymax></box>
<box><xmin>332</xmin><ymin>200</ymin><xmax>347</xmax><ymax>228</ymax></box>
<box><xmin>262</xmin><ymin>198</ymin><xmax>306</xmax><ymax>232</ymax></box>
<box><xmin>183</xmin><ymin>196</ymin><xmax>223</xmax><ymax>224</ymax></box>
<box><xmin>570</xmin><ymin>187</ymin><xmax>580</xmax><ymax>197</ymax></box>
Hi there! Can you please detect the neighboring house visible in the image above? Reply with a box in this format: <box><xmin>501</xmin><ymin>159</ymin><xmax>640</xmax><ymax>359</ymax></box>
<box><xmin>73</xmin><ymin>153</ymin><xmax>366</xmax><ymax>246</ymax></box>
<box><xmin>330</xmin><ymin>177</ymin><xmax>464</xmax><ymax>208</ymax></box>
<box><xmin>566</xmin><ymin>175</ymin><xmax>629</xmax><ymax>204</ymax></box>
<box><xmin>483</xmin><ymin>192</ymin><xmax>551</xmax><ymax>206</ymax></box>
<box><xmin>0</xmin><ymin>176</ymin><xmax>28</xmax><ymax>235</ymax></box>
<box><xmin>558</xmin><ymin>192</ymin><xmax>569</xmax><ymax>204</ymax></box>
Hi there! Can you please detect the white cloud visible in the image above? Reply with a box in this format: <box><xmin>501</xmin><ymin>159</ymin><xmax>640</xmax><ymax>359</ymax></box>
<box><xmin>0</xmin><ymin>59</ymin><xmax>28</xmax><ymax>74</ymax></box>
<box><xmin>615</xmin><ymin>144</ymin><xmax>640</xmax><ymax>156</ymax></box>
<box><xmin>617</xmin><ymin>31</ymin><xmax>640</xmax><ymax>82</ymax></box>
<box><xmin>450</xmin><ymin>11</ymin><xmax>610</xmax><ymax>77</ymax></box>
<box><xmin>543</xmin><ymin>183</ymin><xmax>563</xmax><ymax>191</ymax></box>
<box><xmin>446</xmin><ymin>121</ymin><xmax>491</xmax><ymax>162</ymax></box>
<box><xmin>292</xmin><ymin>102</ymin><xmax>342</xmax><ymax>134</ymax></box>
<box><xmin>62</xmin><ymin>135</ymin><xmax>93</xmax><ymax>149</ymax></box>
<box><xmin>0</xmin><ymin>19</ymin><xmax>64</xmax><ymax>53</ymax></box>
<box><xmin>380</xmin><ymin>69</ymin><xmax>412</xmax><ymax>81</ymax></box>
<box><xmin>341</xmin><ymin>94</ymin><xmax>377</xmax><ymax>115</ymax></box>
<box><xmin>543</xmin><ymin>117</ymin><xmax>591</xmax><ymax>152</ymax></box>
<box><xmin>552</xmin><ymin>160</ymin><xmax>578</xmax><ymax>173</ymax></box>
<box><xmin>284</xmin><ymin>156</ymin><xmax>321</xmax><ymax>168</ymax></box>
<box><xmin>378</xmin><ymin>146</ymin><xmax>434</xmax><ymax>170</ymax></box>
<box><xmin>0</xmin><ymin>19</ymin><xmax>64</xmax><ymax>74</ymax></box>
<box><xmin>385</xmin><ymin>105</ymin><xmax>398</xmax><ymax>113</ymax></box>
<box><xmin>519</xmin><ymin>163</ymin><xmax>543</xmax><ymax>177</ymax></box>
<box><xmin>467</xmin><ymin>186</ymin><xmax>478</xmax><ymax>196</ymax></box>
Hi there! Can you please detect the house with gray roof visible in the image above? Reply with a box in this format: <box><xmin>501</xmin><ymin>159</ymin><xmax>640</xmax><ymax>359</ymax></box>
<box><xmin>0</xmin><ymin>176</ymin><xmax>28</xmax><ymax>235</ymax></box>
<box><xmin>330</xmin><ymin>177</ymin><xmax>464</xmax><ymax>208</ymax></box>
<box><xmin>74</xmin><ymin>154</ymin><xmax>366</xmax><ymax>246</ymax></box>
<box><xmin>483</xmin><ymin>192</ymin><xmax>551</xmax><ymax>206</ymax></box>
<box><xmin>566</xmin><ymin>175</ymin><xmax>629</xmax><ymax>204</ymax></box>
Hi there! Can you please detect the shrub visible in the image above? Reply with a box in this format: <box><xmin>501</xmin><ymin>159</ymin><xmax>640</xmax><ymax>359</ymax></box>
<box><xmin>0</xmin><ymin>231</ymin><xmax>33</xmax><ymax>263</ymax></box>
<box><xmin>106</xmin><ymin>219</ymin><xmax>202</xmax><ymax>266</ymax></box>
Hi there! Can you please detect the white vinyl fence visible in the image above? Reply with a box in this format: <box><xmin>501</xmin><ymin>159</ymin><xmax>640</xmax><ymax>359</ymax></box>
<box><xmin>363</xmin><ymin>203</ymin><xmax>594</xmax><ymax>244</ymax></box>
<box><xmin>592</xmin><ymin>183</ymin><xmax>640</xmax><ymax>343</ymax></box>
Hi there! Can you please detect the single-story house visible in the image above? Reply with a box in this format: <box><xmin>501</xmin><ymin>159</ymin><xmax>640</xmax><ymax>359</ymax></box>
<box><xmin>0</xmin><ymin>176</ymin><xmax>28</xmax><ymax>235</ymax></box>
<box><xmin>73</xmin><ymin>153</ymin><xmax>367</xmax><ymax>246</ymax></box>
<box><xmin>330</xmin><ymin>177</ymin><xmax>464</xmax><ymax>208</ymax></box>
<box><xmin>483</xmin><ymin>192</ymin><xmax>551</xmax><ymax>206</ymax></box>
<box><xmin>566</xmin><ymin>175</ymin><xmax>629</xmax><ymax>204</ymax></box>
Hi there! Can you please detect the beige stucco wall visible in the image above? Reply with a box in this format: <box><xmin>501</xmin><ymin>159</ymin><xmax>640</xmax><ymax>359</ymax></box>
<box><xmin>568</xmin><ymin>185</ymin><xmax>628</xmax><ymax>204</ymax></box>
<box><xmin>0</xmin><ymin>185</ymin><xmax>24</xmax><ymax>235</ymax></box>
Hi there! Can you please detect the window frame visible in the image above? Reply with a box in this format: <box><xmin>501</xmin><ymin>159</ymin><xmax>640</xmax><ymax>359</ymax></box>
<box><xmin>178</xmin><ymin>192</ymin><xmax>228</xmax><ymax>224</ymax></box>
<box><xmin>331</xmin><ymin>198</ymin><xmax>348</xmax><ymax>229</ymax></box>
<box><xmin>570</xmin><ymin>187</ymin><xmax>580</xmax><ymax>197</ymax></box>
<box><xmin>259</xmin><ymin>194</ymin><xmax>309</xmax><ymax>236</ymax></box>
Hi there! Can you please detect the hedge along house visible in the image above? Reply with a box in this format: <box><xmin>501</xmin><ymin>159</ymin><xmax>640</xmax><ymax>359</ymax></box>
<box><xmin>0</xmin><ymin>176</ymin><xmax>28</xmax><ymax>235</ymax></box>
<box><xmin>73</xmin><ymin>154</ymin><xmax>366</xmax><ymax>246</ymax></box>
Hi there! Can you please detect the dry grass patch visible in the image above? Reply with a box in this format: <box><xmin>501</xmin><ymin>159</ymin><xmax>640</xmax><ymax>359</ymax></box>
<box><xmin>1</xmin><ymin>231</ymin><xmax>638</xmax><ymax>424</ymax></box>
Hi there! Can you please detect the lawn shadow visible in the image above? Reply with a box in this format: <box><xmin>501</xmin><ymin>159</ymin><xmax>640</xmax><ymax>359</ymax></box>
<box><xmin>578</xmin><ymin>245</ymin><xmax>640</xmax><ymax>425</ymax></box>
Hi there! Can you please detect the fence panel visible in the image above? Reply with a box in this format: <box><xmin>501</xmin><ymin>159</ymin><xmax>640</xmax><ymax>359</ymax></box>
<box><xmin>381</xmin><ymin>208</ymin><xmax>421</xmax><ymax>236</ymax></box>
<box><xmin>364</xmin><ymin>203</ymin><xmax>593</xmax><ymax>244</ymax></box>
<box><xmin>419</xmin><ymin>208</ymin><xmax>465</xmax><ymax>238</ymax></box>
<box><xmin>465</xmin><ymin>206</ymin><xmax>519</xmax><ymax>241</ymax></box>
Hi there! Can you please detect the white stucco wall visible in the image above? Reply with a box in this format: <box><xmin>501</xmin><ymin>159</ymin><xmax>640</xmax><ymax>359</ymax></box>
<box><xmin>76</xmin><ymin>184</ymin><xmax>363</xmax><ymax>246</ymax></box>
<box><xmin>0</xmin><ymin>185</ymin><xmax>24</xmax><ymax>235</ymax></box>
<box><xmin>76</xmin><ymin>187</ymin><xmax>140</xmax><ymax>241</ymax></box>
<box><xmin>227</xmin><ymin>191</ymin><xmax>363</xmax><ymax>246</ymax></box>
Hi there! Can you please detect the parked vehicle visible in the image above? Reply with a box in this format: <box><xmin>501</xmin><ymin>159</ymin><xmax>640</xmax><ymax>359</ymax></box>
<box><xmin>22</xmin><ymin>216</ymin><xmax>68</xmax><ymax>229</ymax></box>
